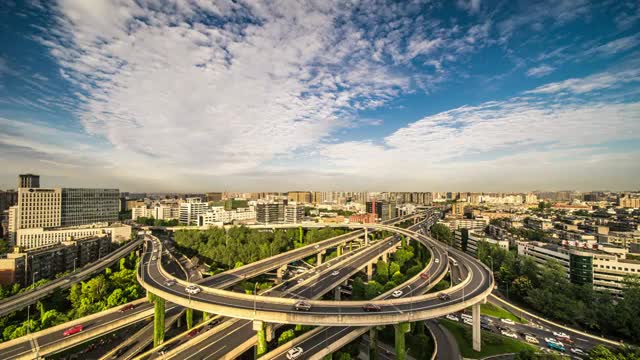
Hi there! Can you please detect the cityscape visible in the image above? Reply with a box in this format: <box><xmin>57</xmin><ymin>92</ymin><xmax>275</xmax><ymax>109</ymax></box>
<box><xmin>1</xmin><ymin>1</ymin><xmax>639</xmax><ymax>360</ymax></box>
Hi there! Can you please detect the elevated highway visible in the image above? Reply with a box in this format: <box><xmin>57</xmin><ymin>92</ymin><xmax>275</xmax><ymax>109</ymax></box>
<box><xmin>0</xmin><ymin>238</ymin><xmax>143</xmax><ymax>318</ymax></box>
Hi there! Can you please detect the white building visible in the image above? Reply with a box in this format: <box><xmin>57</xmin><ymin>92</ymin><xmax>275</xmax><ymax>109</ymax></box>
<box><xmin>198</xmin><ymin>206</ymin><xmax>256</xmax><ymax>225</ymax></box>
<box><xmin>285</xmin><ymin>202</ymin><xmax>304</xmax><ymax>224</ymax></box>
<box><xmin>13</xmin><ymin>224</ymin><xmax>131</xmax><ymax>249</ymax></box>
<box><xmin>131</xmin><ymin>203</ymin><xmax>180</xmax><ymax>221</ymax></box>
<box><xmin>179</xmin><ymin>198</ymin><xmax>206</xmax><ymax>225</ymax></box>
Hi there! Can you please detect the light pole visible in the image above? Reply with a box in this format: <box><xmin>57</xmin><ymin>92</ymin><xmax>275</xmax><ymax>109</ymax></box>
<box><xmin>73</xmin><ymin>258</ymin><xmax>78</xmax><ymax>272</ymax></box>
<box><xmin>408</xmin><ymin>284</ymin><xmax>413</xmax><ymax>316</ymax></box>
<box><xmin>254</xmin><ymin>283</ymin><xmax>259</xmax><ymax>316</ymax></box>
<box><xmin>27</xmin><ymin>271</ymin><xmax>38</xmax><ymax>335</ymax></box>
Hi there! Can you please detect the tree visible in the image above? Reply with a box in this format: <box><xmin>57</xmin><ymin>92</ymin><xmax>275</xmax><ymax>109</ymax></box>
<box><xmin>365</xmin><ymin>281</ymin><xmax>384</xmax><ymax>299</ymax></box>
<box><xmin>430</xmin><ymin>224</ymin><xmax>453</xmax><ymax>245</ymax></box>
<box><xmin>352</xmin><ymin>278</ymin><xmax>365</xmax><ymax>300</ymax></box>
<box><xmin>511</xmin><ymin>276</ymin><xmax>533</xmax><ymax>299</ymax></box>
<box><xmin>375</xmin><ymin>260</ymin><xmax>389</xmax><ymax>284</ymax></box>
<box><xmin>278</xmin><ymin>329</ymin><xmax>296</xmax><ymax>345</ymax></box>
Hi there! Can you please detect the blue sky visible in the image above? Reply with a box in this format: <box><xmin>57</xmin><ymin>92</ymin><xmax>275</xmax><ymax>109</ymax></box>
<box><xmin>1</xmin><ymin>0</ymin><xmax>639</xmax><ymax>192</ymax></box>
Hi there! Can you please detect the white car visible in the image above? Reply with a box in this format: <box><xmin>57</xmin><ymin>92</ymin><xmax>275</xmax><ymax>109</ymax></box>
<box><xmin>164</xmin><ymin>279</ymin><xmax>176</xmax><ymax>287</ymax></box>
<box><xmin>392</xmin><ymin>290</ymin><xmax>403</xmax><ymax>298</ymax></box>
<box><xmin>553</xmin><ymin>331</ymin><xmax>570</xmax><ymax>339</ymax></box>
<box><xmin>460</xmin><ymin>313</ymin><xmax>472</xmax><ymax>321</ymax></box>
<box><xmin>571</xmin><ymin>348</ymin><xmax>586</xmax><ymax>355</ymax></box>
<box><xmin>525</xmin><ymin>335</ymin><xmax>539</xmax><ymax>344</ymax></box>
<box><xmin>152</xmin><ymin>256</ymin><xmax>157</xmax><ymax>261</ymax></box>
<box><xmin>501</xmin><ymin>330</ymin><xmax>518</xmax><ymax>339</ymax></box>
<box><xmin>545</xmin><ymin>338</ymin><xmax>563</xmax><ymax>346</ymax></box>
<box><xmin>445</xmin><ymin>314</ymin><xmax>459</xmax><ymax>322</ymax></box>
<box><xmin>500</xmin><ymin>318</ymin><xmax>515</xmax><ymax>325</ymax></box>
<box><xmin>286</xmin><ymin>347</ymin><xmax>304</xmax><ymax>359</ymax></box>
<box><xmin>464</xmin><ymin>318</ymin><xmax>473</xmax><ymax>326</ymax></box>
<box><xmin>331</xmin><ymin>271</ymin><xmax>340</xmax><ymax>276</ymax></box>
<box><xmin>185</xmin><ymin>284</ymin><xmax>201</xmax><ymax>295</ymax></box>
<box><xmin>434</xmin><ymin>258</ymin><xmax>440</xmax><ymax>263</ymax></box>
<box><xmin>314</xmin><ymin>245</ymin><xmax>320</xmax><ymax>249</ymax></box>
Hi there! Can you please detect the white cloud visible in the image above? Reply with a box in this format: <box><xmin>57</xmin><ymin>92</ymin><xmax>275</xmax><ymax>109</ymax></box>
<box><xmin>584</xmin><ymin>34</ymin><xmax>640</xmax><ymax>57</ymax></box>
<box><xmin>526</xmin><ymin>64</ymin><xmax>555</xmax><ymax>77</ymax></box>
<box><xmin>524</xmin><ymin>67</ymin><xmax>640</xmax><ymax>94</ymax></box>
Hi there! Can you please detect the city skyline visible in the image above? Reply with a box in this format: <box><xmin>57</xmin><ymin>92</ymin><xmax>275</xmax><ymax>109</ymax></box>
<box><xmin>1</xmin><ymin>1</ymin><xmax>639</xmax><ymax>191</ymax></box>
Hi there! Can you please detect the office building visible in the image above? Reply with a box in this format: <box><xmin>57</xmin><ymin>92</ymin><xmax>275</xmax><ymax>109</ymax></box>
<box><xmin>285</xmin><ymin>202</ymin><xmax>305</xmax><ymax>223</ymax></box>
<box><xmin>287</xmin><ymin>191</ymin><xmax>312</xmax><ymax>204</ymax></box>
<box><xmin>179</xmin><ymin>198</ymin><xmax>206</xmax><ymax>225</ymax></box>
<box><xmin>0</xmin><ymin>190</ymin><xmax>18</xmax><ymax>213</ymax></box>
<box><xmin>131</xmin><ymin>203</ymin><xmax>180</xmax><ymax>221</ymax></box>
<box><xmin>454</xmin><ymin>229</ymin><xmax>509</xmax><ymax>257</ymax></box>
<box><xmin>206</xmin><ymin>192</ymin><xmax>223</xmax><ymax>202</ymax></box>
<box><xmin>439</xmin><ymin>218</ymin><xmax>488</xmax><ymax>231</ymax></box>
<box><xmin>12</xmin><ymin>224</ymin><xmax>130</xmax><ymax>249</ymax></box>
<box><xmin>199</xmin><ymin>206</ymin><xmax>256</xmax><ymax>225</ymax></box>
<box><xmin>61</xmin><ymin>188</ymin><xmax>119</xmax><ymax>226</ymax></box>
<box><xmin>256</xmin><ymin>202</ymin><xmax>285</xmax><ymax>224</ymax></box>
<box><xmin>366</xmin><ymin>200</ymin><xmax>396</xmax><ymax>222</ymax></box>
<box><xmin>18</xmin><ymin>174</ymin><xmax>40</xmax><ymax>188</ymax></box>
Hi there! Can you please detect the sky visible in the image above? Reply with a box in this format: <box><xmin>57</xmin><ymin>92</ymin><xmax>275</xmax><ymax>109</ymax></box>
<box><xmin>1</xmin><ymin>0</ymin><xmax>639</xmax><ymax>192</ymax></box>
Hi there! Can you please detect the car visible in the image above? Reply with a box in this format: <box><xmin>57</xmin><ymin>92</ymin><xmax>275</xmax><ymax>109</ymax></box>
<box><xmin>164</xmin><ymin>279</ymin><xmax>176</xmax><ymax>287</ymax></box>
<box><xmin>63</xmin><ymin>324</ymin><xmax>84</xmax><ymax>336</ymax></box>
<box><xmin>331</xmin><ymin>271</ymin><xmax>340</xmax><ymax>276</ymax></box>
<box><xmin>501</xmin><ymin>330</ymin><xmax>518</xmax><ymax>339</ymax></box>
<box><xmin>434</xmin><ymin>258</ymin><xmax>440</xmax><ymax>263</ymax></box>
<box><xmin>500</xmin><ymin>318</ymin><xmax>515</xmax><ymax>325</ymax></box>
<box><xmin>525</xmin><ymin>335</ymin><xmax>540</xmax><ymax>344</ymax></box>
<box><xmin>392</xmin><ymin>290</ymin><xmax>403</xmax><ymax>298</ymax></box>
<box><xmin>460</xmin><ymin>313</ymin><xmax>472</xmax><ymax>321</ymax></box>
<box><xmin>185</xmin><ymin>284</ymin><xmax>201</xmax><ymax>295</ymax></box>
<box><xmin>151</xmin><ymin>256</ymin><xmax>157</xmax><ymax>261</ymax></box>
<box><xmin>481</xmin><ymin>323</ymin><xmax>492</xmax><ymax>331</ymax></box>
<box><xmin>547</xmin><ymin>342</ymin><xmax>565</xmax><ymax>352</ymax></box>
<box><xmin>464</xmin><ymin>318</ymin><xmax>473</xmax><ymax>326</ymax></box>
<box><xmin>158</xmin><ymin>343</ymin><xmax>176</xmax><ymax>355</ymax></box>
<box><xmin>559</xmin><ymin>337</ymin><xmax>574</xmax><ymax>345</ymax></box>
<box><xmin>294</xmin><ymin>301</ymin><xmax>312</xmax><ymax>311</ymax></box>
<box><xmin>545</xmin><ymin>337</ymin><xmax>559</xmax><ymax>345</ymax></box>
<box><xmin>445</xmin><ymin>314</ymin><xmax>459</xmax><ymax>322</ymax></box>
<box><xmin>297</xmin><ymin>278</ymin><xmax>304</xmax><ymax>283</ymax></box>
<box><xmin>420</xmin><ymin>272</ymin><xmax>429</xmax><ymax>279</ymax></box>
<box><xmin>438</xmin><ymin>293</ymin><xmax>450</xmax><ymax>301</ymax></box>
<box><xmin>388</xmin><ymin>241</ymin><xmax>393</xmax><ymax>245</ymax></box>
<box><xmin>553</xmin><ymin>331</ymin><xmax>570</xmax><ymax>339</ymax></box>
<box><xmin>571</xmin><ymin>348</ymin><xmax>586</xmax><ymax>355</ymax></box>
<box><xmin>286</xmin><ymin>347</ymin><xmax>304</xmax><ymax>359</ymax></box>
<box><xmin>362</xmin><ymin>303</ymin><xmax>382</xmax><ymax>312</ymax></box>
<box><xmin>314</xmin><ymin>245</ymin><xmax>320</xmax><ymax>249</ymax></box>
<box><xmin>187</xmin><ymin>328</ymin><xmax>202</xmax><ymax>337</ymax></box>
<box><xmin>119</xmin><ymin>303</ymin><xmax>135</xmax><ymax>313</ymax></box>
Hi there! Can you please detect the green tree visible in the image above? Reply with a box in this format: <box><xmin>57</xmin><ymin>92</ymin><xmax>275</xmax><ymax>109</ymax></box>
<box><xmin>365</xmin><ymin>281</ymin><xmax>384</xmax><ymax>299</ymax></box>
<box><xmin>278</xmin><ymin>329</ymin><xmax>296</xmax><ymax>345</ymax></box>
<box><xmin>430</xmin><ymin>224</ymin><xmax>453</xmax><ymax>245</ymax></box>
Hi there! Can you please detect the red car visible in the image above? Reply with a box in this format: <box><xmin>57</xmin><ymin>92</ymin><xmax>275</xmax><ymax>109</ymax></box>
<box><xmin>119</xmin><ymin>303</ymin><xmax>135</xmax><ymax>313</ymax></box>
<box><xmin>420</xmin><ymin>272</ymin><xmax>429</xmax><ymax>279</ymax></box>
<box><xmin>63</xmin><ymin>324</ymin><xmax>84</xmax><ymax>336</ymax></box>
<box><xmin>187</xmin><ymin>328</ymin><xmax>202</xmax><ymax>337</ymax></box>
<box><xmin>362</xmin><ymin>303</ymin><xmax>382</xmax><ymax>312</ymax></box>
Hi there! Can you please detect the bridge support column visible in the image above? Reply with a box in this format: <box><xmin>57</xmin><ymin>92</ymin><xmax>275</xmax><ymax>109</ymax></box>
<box><xmin>153</xmin><ymin>297</ymin><xmax>166</xmax><ymax>347</ymax></box>
<box><xmin>203</xmin><ymin>312</ymin><xmax>210</xmax><ymax>320</ymax></box>
<box><xmin>394</xmin><ymin>322</ymin><xmax>410</xmax><ymax>360</ymax></box>
<box><xmin>382</xmin><ymin>252</ymin><xmax>388</xmax><ymax>262</ymax></box>
<box><xmin>265</xmin><ymin>323</ymin><xmax>275</xmax><ymax>342</ymax></box>
<box><xmin>337</xmin><ymin>244</ymin><xmax>343</xmax><ymax>256</ymax></box>
<box><xmin>254</xmin><ymin>320</ymin><xmax>268</xmax><ymax>358</ymax></box>
<box><xmin>367</xmin><ymin>262</ymin><xmax>373</xmax><ymax>281</ymax></box>
<box><xmin>276</xmin><ymin>265</ymin><xmax>287</xmax><ymax>284</ymax></box>
<box><xmin>365</xmin><ymin>228</ymin><xmax>369</xmax><ymax>246</ymax></box>
<box><xmin>369</xmin><ymin>327</ymin><xmax>378</xmax><ymax>360</ymax></box>
<box><xmin>335</xmin><ymin>286</ymin><xmax>341</xmax><ymax>300</ymax></box>
<box><xmin>317</xmin><ymin>250</ymin><xmax>326</xmax><ymax>266</ymax></box>
<box><xmin>186</xmin><ymin>308</ymin><xmax>194</xmax><ymax>329</ymax></box>
<box><xmin>472</xmin><ymin>303</ymin><xmax>481</xmax><ymax>352</ymax></box>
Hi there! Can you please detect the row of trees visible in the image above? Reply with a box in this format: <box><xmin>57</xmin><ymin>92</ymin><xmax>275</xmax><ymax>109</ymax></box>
<box><xmin>135</xmin><ymin>217</ymin><xmax>180</xmax><ymax>227</ymax></box>
<box><xmin>476</xmin><ymin>241</ymin><xmax>640</xmax><ymax>343</ymax></box>
<box><xmin>173</xmin><ymin>226</ymin><xmax>349</xmax><ymax>270</ymax></box>
<box><xmin>0</xmin><ymin>252</ymin><xmax>142</xmax><ymax>342</ymax></box>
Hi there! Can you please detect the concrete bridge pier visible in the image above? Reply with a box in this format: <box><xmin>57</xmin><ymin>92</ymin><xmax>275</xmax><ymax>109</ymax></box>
<box><xmin>254</xmin><ymin>320</ymin><xmax>268</xmax><ymax>358</ymax></box>
<box><xmin>364</xmin><ymin>227</ymin><xmax>369</xmax><ymax>246</ymax></box>
<box><xmin>153</xmin><ymin>296</ymin><xmax>166</xmax><ymax>347</ymax></box>
<box><xmin>276</xmin><ymin>265</ymin><xmax>288</xmax><ymax>284</ymax></box>
<box><xmin>381</xmin><ymin>252</ymin><xmax>388</xmax><ymax>262</ymax></box>
<box><xmin>367</xmin><ymin>262</ymin><xmax>373</xmax><ymax>281</ymax></box>
<box><xmin>334</xmin><ymin>286</ymin><xmax>341</xmax><ymax>300</ymax></box>
<box><xmin>369</xmin><ymin>327</ymin><xmax>379</xmax><ymax>360</ymax></box>
<box><xmin>337</xmin><ymin>244</ymin><xmax>344</xmax><ymax>257</ymax></box>
<box><xmin>186</xmin><ymin>308</ymin><xmax>194</xmax><ymax>329</ymax></box>
<box><xmin>317</xmin><ymin>250</ymin><xmax>326</xmax><ymax>266</ymax></box>
<box><xmin>472</xmin><ymin>302</ymin><xmax>482</xmax><ymax>352</ymax></box>
<box><xmin>394</xmin><ymin>322</ymin><xmax>410</xmax><ymax>360</ymax></box>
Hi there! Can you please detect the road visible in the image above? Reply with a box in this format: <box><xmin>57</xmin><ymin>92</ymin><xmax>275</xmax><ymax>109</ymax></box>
<box><xmin>0</xmin><ymin>238</ymin><xmax>143</xmax><ymax>317</ymax></box>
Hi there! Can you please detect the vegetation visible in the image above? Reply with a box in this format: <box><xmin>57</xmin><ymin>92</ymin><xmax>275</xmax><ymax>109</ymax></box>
<box><xmin>440</xmin><ymin>319</ymin><xmax>535</xmax><ymax>358</ymax></box>
<box><xmin>480</xmin><ymin>303</ymin><xmax>525</xmax><ymax>323</ymax></box>
<box><xmin>477</xmin><ymin>241</ymin><xmax>640</xmax><ymax>343</ymax></box>
<box><xmin>135</xmin><ymin>217</ymin><xmax>180</xmax><ymax>227</ymax></box>
<box><xmin>588</xmin><ymin>345</ymin><xmax>640</xmax><ymax>360</ymax></box>
<box><xmin>0</xmin><ymin>252</ymin><xmax>142</xmax><ymax>342</ymax></box>
<box><xmin>174</xmin><ymin>226</ymin><xmax>349</xmax><ymax>270</ymax></box>
<box><xmin>430</xmin><ymin>223</ymin><xmax>453</xmax><ymax>245</ymax></box>
<box><xmin>514</xmin><ymin>347</ymin><xmax>567</xmax><ymax>360</ymax></box>
<box><xmin>507</xmin><ymin>227</ymin><xmax>546</xmax><ymax>242</ymax></box>
<box><xmin>0</xmin><ymin>238</ymin><xmax>8</xmax><ymax>254</ymax></box>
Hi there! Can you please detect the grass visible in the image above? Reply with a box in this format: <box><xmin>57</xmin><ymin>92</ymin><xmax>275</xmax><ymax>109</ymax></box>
<box><xmin>481</xmin><ymin>302</ymin><xmax>527</xmax><ymax>324</ymax></box>
<box><xmin>440</xmin><ymin>319</ymin><xmax>535</xmax><ymax>359</ymax></box>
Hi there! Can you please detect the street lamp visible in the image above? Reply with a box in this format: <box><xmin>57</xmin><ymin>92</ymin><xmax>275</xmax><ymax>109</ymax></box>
<box><xmin>408</xmin><ymin>284</ymin><xmax>413</xmax><ymax>316</ymax></box>
<box><xmin>253</xmin><ymin>283</ymin><xmax>259</xmax><ymax>316</ymax></box>
<box><xmin>27</xmin><ymin>271</ymin><xmax>38</xmax><ymax>335</ymax></box>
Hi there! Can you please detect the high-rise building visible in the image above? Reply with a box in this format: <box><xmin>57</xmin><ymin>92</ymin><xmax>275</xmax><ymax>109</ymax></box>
<box><xmin>16</xmin><ymin>188</ymin><xmax>62</xmax><ymax>229</ymax></box>
<box><xmin>179</xmin><ymin>198</ymin><xmax>206</xmax><ymax>225</ymax></box>
<box><xmin>18</xmin><ymin>174</ymin><xmax>40</xmax><ymax>188</ymax></box>
<box><xmin>0</xmin><ymin>190</ymin><xmax>18</xmax><ymax>213</ymax></box>
<box><xmin>256</xmin><ymin>203</ymin><xmax>285</xmax><ymax>224</ymax></box>
<box><xmin>206</xmin><ymin>192</ymin><xmax>223</xmax><ymax>202</ymax></box>
<box><xmin>366</xmin><ymin>200</ymin><xmax>396</xmax><ymax>222</ymax></box>
<box><xmin>287</xmin><ymin>191</ymin><xmax>311</xmax><ymax>204</ymax></box>
<box><xmin>285</xmin><ymin>202</ymin><xmax>305</xmax><ymax>223</ymax></box>
<box><xmin>61</xmin><ymin>188</ymin><xmax>119</xmax><ymax>226</ymax></box>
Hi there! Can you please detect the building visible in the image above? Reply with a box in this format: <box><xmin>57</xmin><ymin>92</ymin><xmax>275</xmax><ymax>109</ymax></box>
<box><xmin>454</xmin><ymin>229</ymin><xmax>509</xmax><ymax>256</ymax></box>
<box><xmin>256</xmin><ymin>203</ymin><xmax>285</xmax><ymax>224</ymax></box>
<box><xmin>131</xmin><ymin>203</ymin><xmax>180</xmax><ymax>221</ymax></box>
<box><xmin>440</xmin><ymin>218</ymin><xmax>488</xmax><ymax>231</ymax></box>
<box><xmin>451</xmin><ymin>202</ymin><xmax>466</xmax><ymax>217</ymax></box>
<box><xmin>61</xmin><ymin>188</ymin><xmax>119</xmax><ymax>226</ymax></box>
<box><xmin>285</xmin><ymin>202</ymin><xmax>305</xmax><ymax>223</ymax></box>
<box><xmin>12</xmin><ymin>224</ymin><xmax>131</xmax><ymax>249</ymax></box>
<box><xmin>198</xmin><ymin>206</ymin><xmax>256</xmax><ymax>225</ymax></box>
<box><xmin>517</xmin><ymin>240</ymin><xmax>640</xmax><ymax>294</ymax></box>
<box><xmin>0</xmin><ymin>190</ymin><xmax>18</xmax><ymax>213</ymax></box>
<box><xmin>526</xmin><ymin>217</ymin><xmax>553</xmax><ymax>231</ymax></box>
<box><xmin>18</xmin><ymin>174</ymin><xmax>40</xmax><ymax>188</ymax></box>
<box><xmin>16</xmin><ymin>188</ymin><xmax>62</xmax><ymax>229</ymax></box>
<box><xmin>206</xmin><ymin>192</ymin><xmax>223</xmax><ymax>202</ymax></box>
<box><xmin>366</xmin><ymin>200</ymin><xmax>397</xmax><ymax>222</ymax></box>
<box><xmin>287</xmin><ymin>191</ymin><xmax>312</xmax><ymax>204</ymax></box>
<box><xmin>179</xmin><ymin>198</ymin><xmax>206</xmax><ymax>225</ymax></box>
<box><xmin>619</xmin><ymin>196</ymin><xmax>640</xmax><ymax>209</ymax></box>
<box><xmin>349</xmin><ymin>213</ymin><xmax>375</xmax><ymax>223</ymax></box>
<box><xmin>0</xmin><ymin>235</ymin><xmax>112</xmax><ymax>286</ymax></box>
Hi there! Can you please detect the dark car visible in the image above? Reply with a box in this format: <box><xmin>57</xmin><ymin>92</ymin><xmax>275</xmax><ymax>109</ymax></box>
<box><xmin>362</xmin><ymin>303</ymin><xmax>382</xmax><ymax>312</ymax></box>
<box><xmin>187</xmin><ymin>328</ymin><xmax>202</xmax><ymax>337</ymax></box>
<box><xmin>438</xmin><ymin>293</ymin><xmax>451</xmax><ymax>301</ymax></box>
<box><xmin>294</xmin><ymin>301</ymin><xmax>312</xmax><ymax>311</ymax></box>
<box><xmin>119</xmin><ymin>303</ymin><xmax>135</xmax><ymax>313</ymax></box>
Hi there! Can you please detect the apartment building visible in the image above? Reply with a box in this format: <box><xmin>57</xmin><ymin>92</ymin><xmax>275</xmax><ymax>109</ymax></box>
<box><xmin>285</xmin><ymin>202</ymin><xmax>305</xmax><ymax>223</ymax></box>
<box><xmin>179</xmin><ymin>198</ymin><xmax>206</xmax><ymax>225</ymax></box>
<box><xmin>199</xmin><ymin>206</ymin><xmax>256</xmax><ymax>225</ymax></box>
<box><xmin>454</xmin><ymin>229</ymin><xmax>509</xmax><ymax>256</ymax></box>
<box><xmin>132</xmin><ymin>203</ymin><xmax>180</xmax><ymax>221</ymax></box>
<box><xmin>256</xmin><ymin>202</ymin><xmax>285</xmax><ymax>224</ymax></box>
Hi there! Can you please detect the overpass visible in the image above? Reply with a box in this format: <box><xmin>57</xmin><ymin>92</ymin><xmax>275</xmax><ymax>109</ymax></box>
<box><xmin>0</xmin><ymin>237</ymin><xmax>144</xmax><ymax>318</ymax></box>
<box><xmin>139</xmin><ymin>217</ymin><xmax>494</xmax><ymax>358</ymax></box>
